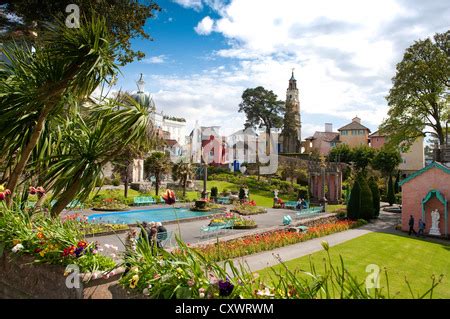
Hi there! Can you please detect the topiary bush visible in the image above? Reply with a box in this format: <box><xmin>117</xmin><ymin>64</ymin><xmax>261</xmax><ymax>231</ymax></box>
<box><xmin>347</xmin><ymin>179</ymin><xmax>361</xmax><ymax>220</ymax></box>
<box><xmin>368</xmin><ymin>176</ymin><xmax>380</xmax><ymax>218</ymax></box>
<box><xmin>358</xmin><ymin>175</ymin><xmax>374</xmax><ymax>221</ymax></box>
<box><xmin>387</xmin><ymin>175</ymin><xmax>396</xmax><ymax>206</ymax></box>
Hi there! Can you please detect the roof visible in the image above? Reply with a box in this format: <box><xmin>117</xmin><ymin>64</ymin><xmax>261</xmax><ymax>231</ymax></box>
<box><xmin>338</xmin><ymin>121</ymin><xmax>371</xmax><ymax>132</ymax></box>
<box><xmin>309</xmin><ymin>131</ymin><xmax>340</xmax><ymax>143</ymax></box>
<box><xmin>368</xmin><ymin>130</ymin><xmax>384</xmax><ymax>138</ymax></box>
<box><xmin>399</xmin><ymin>161</ymin><xmax>450</xmax><ymax>186</ymax></box>
<box><xmin>165</xmin><ymin>139</ymin><xmax>178</xmax><ymax>147</ymax></box>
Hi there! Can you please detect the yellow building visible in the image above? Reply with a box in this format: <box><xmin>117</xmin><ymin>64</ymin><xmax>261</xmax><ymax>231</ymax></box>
<box><xmin>337</xmin><ymin>117</ymin><xmax>371</xmax><ymax>147</ymax></box>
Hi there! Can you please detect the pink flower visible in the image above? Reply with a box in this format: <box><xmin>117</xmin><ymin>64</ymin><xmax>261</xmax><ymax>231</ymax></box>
<box><xmin>29</xmin><ymin>186</ymin><xmax>37</xmax><ymax>195</ymax></box>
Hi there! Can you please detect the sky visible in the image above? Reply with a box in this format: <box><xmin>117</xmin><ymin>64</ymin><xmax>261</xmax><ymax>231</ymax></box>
<box><xmin>113</xmin><ymin>0</ymin><xmax>450</xmax><ymax>138</ymax></box>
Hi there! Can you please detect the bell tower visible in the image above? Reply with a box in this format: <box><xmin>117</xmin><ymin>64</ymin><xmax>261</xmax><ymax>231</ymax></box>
<box><xmin>281</xmin><ymin>69</ymin><xmax>301</xmax><ymax>153</ymax></box>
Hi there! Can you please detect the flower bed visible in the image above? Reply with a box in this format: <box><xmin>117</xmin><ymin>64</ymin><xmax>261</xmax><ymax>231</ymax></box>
<box><xmin>231</xmin><ymin>203</ymin><xmax>266</xmax><ymax>215</ymax></box>
<box><xmin>92</xmin><ymin>198</ymin><xmax>130</xmax><ymax>211</ymax></box>
<box><xmin>207</xmin><ymin>213</ymin><xmax>257</xmax><ymax>229</ymax></box>
<box><xmin>0</xmin><ymin>207</ymin><xmax>116</xmax><ymax>273</ymax></box>
<box><xmin>191</xmin><ymin>219</ymin><xmax>367</xmax><ymax>261</ymax></box>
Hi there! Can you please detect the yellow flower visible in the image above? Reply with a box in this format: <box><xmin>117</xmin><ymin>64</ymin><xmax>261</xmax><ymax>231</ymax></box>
<box><xmin>130</xmin><ymin>274</ymin><xmax>139</xmax><ymax>289</ymax></box>
<box><xmin>12</xmin><ymin>239</ymin><xmax>21</xmax><ymax>246</ymax></box>
<box><xmin>0</xmin><ymin>184</ymin><xmax>4</xmax><ymax>192</ymax></box>
<box><xmin>131</xmin><ymin>266</ymin><xmax>139</xmax><ymax>273</ymax></box>
<box><xmin>39</xmin><ymin>250</ymin><xmax>46</xmax><ymax>257</ymax></box>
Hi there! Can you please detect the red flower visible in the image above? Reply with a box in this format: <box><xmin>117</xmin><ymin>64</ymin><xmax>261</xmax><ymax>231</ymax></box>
<box><xmin>29</xmin><ymin>186</ymin><xmax>37</xmax><ymax>195</ymax></box>
<box><xmin>36</xmin><ymin>186</ymin><xmax>45</xmax><ymax>195</ymax></box>
<box><xmin>4</xmin><ymin>189</ymin><xmax>11</xmax><ymax>196</ymax></box>
<box><xmin>0</xmin><ymin>192</ymin><xmax>5</xmax><ymax>201</ymax></box>
<box><xmin>77</xmin><ymin>241</ymin><xmax>88</xmax><ymax>248</ymax></box>
<box><xmin>162</xmin><ymin>189</ymin><xmax>176</xmax><ymax>205</ymax></box>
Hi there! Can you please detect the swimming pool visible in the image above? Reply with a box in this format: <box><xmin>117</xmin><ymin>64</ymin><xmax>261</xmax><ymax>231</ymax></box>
<box><xmin>88</xmin><ymin>207</ymin><xmax>215</xmax><ymax>224</ymax></box>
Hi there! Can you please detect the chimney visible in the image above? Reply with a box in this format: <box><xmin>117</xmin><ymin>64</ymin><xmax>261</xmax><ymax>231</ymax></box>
<box><xmin>325</xmin><ymin>123</ymin><xmax>333</xmax><ymax>132</ymax></box>
<box><xmin>352</xmin><ymin>116</ymin><xmax>361</xmax><ymax>124</ymax></box>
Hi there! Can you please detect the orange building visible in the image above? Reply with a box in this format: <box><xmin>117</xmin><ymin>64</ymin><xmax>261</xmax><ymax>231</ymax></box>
<box><xmin>337</xmin><ymin>117</ymin><xmax>371</xmax><ymax>147</ymax></box>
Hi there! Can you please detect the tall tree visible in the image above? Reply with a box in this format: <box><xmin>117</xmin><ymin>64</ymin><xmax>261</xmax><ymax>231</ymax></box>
<box><xmin>0</xmin><ymin>0</ymin><xmax>161</xmax><ymax>65</ymax></box>
<box><xmin>380</xmin><ymin>30</ymin><xmax>450</xmax><ymax>153</ymax></box>
<box><xmin>144</xmin><ymin>152</ymin><xmax>171</xmax><ymax>196</ymax></box>
<box><xmin>371</xmin><ymin>147</ymin><xmax>402</xmax><ymax>177</ymax></box>
<box><xmin>238</xmin><ymin>86</ymin><xmax>285</xmax><ymax>134</ymax></box>
<box><xmin>351</xmin><ymin>145</ymin><xmax>376</xmax><ymax>173</ymax></box>
<box><xmin>328</xmin><ymin>143</ymin><xmax>353</xmax><ymax>163</ymax></box>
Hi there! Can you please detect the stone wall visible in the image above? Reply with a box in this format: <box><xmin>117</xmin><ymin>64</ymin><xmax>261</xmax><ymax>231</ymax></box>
<box><xmin>0</xmin><ymin>252</ymin><xmax>132</xmax><ymax>299</ymax></box>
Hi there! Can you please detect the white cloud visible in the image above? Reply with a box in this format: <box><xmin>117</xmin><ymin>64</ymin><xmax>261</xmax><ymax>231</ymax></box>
<box><xmin>194</xmin><ymin>16</ymin><xmax>215</xmax><ymax>35</ymax></box>
<box><xmin>143</xmin><ymin>55</ymin><xmax>167</xmax><ymax>64</ymax></box>
<box><xmin>172</xmin><ymin>0</ymin><xmax>203</xmax><ymax>11</ymax></box>
<box><xmin>134</xmin><ymin>0</ymin><xmax>450</xmax><ymax>139</ymax></box>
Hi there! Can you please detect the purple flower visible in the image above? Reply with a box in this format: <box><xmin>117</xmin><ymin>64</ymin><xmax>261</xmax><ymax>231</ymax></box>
<box><xmin>218</xmin><ymin>279</ymin><xmax>234</xmax><ymax>297</ymax></box>
<box><xmin>74</xmin><ymin>247</ymin><xmax>84</xmax><ymax>257</ymax></box>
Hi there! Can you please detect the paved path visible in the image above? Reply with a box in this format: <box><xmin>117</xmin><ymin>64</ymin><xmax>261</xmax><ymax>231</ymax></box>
<box><xmin>90</xmin><ymin>207</ymin><xmax>324</xmax><ymax>252</ymax></box>
<box><xmin>227</xmin><ymin>210</ymin><xmax>401</xmax><ymax>273</ymax></box>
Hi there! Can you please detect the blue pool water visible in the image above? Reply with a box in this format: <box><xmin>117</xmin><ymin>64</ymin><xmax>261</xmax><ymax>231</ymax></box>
<box><xmin>88</xmin><ymin>207</ymin><xmax>214</xmax><ymax>224</ymax></box>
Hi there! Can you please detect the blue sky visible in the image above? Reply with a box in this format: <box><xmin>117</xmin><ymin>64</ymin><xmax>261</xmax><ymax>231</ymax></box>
<box><xmin>111</xmin><ymin>0</ymin><xmax>450</xmax><ymax>138</ymax></box>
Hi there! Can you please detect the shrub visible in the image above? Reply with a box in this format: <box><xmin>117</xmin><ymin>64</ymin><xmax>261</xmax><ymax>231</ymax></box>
<box><xmin>358</xmin><ymin>175</ymin><xmax>374</xmax><ymax>221</ymax></box>
<box><xmin>210</xmin><ymin>187</ymin><xmax>218</xmax><ymax>199</ymax></box>
<box><xmin>112</xmin><ymin>173</ymin><xmax>121</xmax><ymax>186</ymax></box>
<box><xmin>239</xmin><ymin>188</ymin><xmax>246</xmax><ymax>200</ymax></box>
<box><xmin>347</xmin><ymin>179</ymin><xmax>361</xmax><ymax>220</ymax></box>
<box><xmin>387</xmin><ymin>175</ymin><xmax>396</xmax><ymax>206</ymax></box>
<box><xmin>368</xmin><ymin>177</ymin><xmax>380</xmax><ymax>218</ymax></box>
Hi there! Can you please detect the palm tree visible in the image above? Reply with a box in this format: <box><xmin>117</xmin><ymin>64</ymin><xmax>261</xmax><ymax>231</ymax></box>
<box><xmin>45</xmin><ymin>96</ymin><xmax>154</xmax><ymax>216</ymax></box>
<box><xmin>144</xmin><ymin>152</ymin><xmax>171</xmax><ymax>196</ymax></box>
<box><xmin>0</xmin><ymin>17</ymin><xmax>118</xmax><ymax>205</ymax></box>
<box><xmin>172</xmin><ymin>161</ymin><xmax>195</xmax><ymax>197</ymax></box>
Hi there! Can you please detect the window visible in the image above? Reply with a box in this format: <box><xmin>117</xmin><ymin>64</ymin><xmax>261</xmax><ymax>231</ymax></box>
<box><xmin>359</xmin><ymin>130</ymin><xmax>364</xmax><ymax>135</ymax></box>
<box><xmin>341</xmin><ymin>130</ymin><xmax>348</xmax><ymax>136</ymax></box>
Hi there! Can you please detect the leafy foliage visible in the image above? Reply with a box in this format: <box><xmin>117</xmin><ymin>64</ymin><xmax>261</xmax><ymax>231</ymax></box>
<box><xmin>1</xmin><ymin>0</ymin><xmax>161</xmax><ymax>65</ymax></box>
<box><xmin>368</xmin><ymin>177</ymin><xmax>380</xmax><ymax>218</ymax></box>
<box><xmin>358</xmin><ymin>175</ymin><xmax>374</xmax><ymax>221</ymax></box>
<box><xmin>380</xmin><ymin>30</ymin><xmax>450</xmax><ymax>151</ymax></box>
<box><xmin>328</xmin><ymin>143</ymin><xmax>353</xmax><ymax>163</ymax></box>
<box><xmin>387</xmin><ymin>175</ymin><xmax>396</xmax><ymax>206</ymax></box>
<box><xmin>144</xmin><ymin>152</ymin><xmax>171</xmax><ymax>196</ymax></box>
<box><xmin>371</xmin><ymin>147</ymin><xmax>402</xmax><ymax>176</ymax></box>
<box><xmin>238</xmin><ymin>86</ymin><xmax>285</xmax><ymax>133</ymax></box>
<box><xmin>351</xmin><ymin>145</ymin><xmax>376</xmax><ymax>172</ymax></box>
<box><xmin>347</xmin><ymin>179</ymin><xmax>361</xmax><ymax>220</ymax></box>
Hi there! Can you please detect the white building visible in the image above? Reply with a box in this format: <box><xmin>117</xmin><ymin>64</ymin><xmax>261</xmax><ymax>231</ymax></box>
<box><xmin>134</xmin><ymin>74</ymin><xmax>187</xmax><ymax>146</ymax></box>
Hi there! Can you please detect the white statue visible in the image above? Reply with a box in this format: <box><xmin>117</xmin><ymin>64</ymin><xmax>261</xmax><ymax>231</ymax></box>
<box><xmin>429</xmin><ymin>209</ymin><xmax>441</xmax><ymax>236</ymax></box>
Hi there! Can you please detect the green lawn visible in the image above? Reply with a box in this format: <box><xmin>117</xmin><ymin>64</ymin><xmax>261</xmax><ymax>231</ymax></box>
<box><xmin>201</xmin><ymin>180</ymin><xmax>296</xmax><ymax>208</ymax></box>
<box><xmin>326</xmin><ymin>204</ymin><xmax>346</xmax><ymax>213</ymax></box>
<box><xmin>258</xmin><ymin>232</ymin><xmax>450</xmax><ymax>299</ymax></box>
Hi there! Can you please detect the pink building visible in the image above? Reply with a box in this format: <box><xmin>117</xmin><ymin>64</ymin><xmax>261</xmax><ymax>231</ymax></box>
<box><xmin>399</xmin><ymin>162</ymin><xmax>449</xmax><ymax>237</ymax></box>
